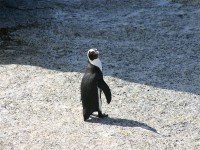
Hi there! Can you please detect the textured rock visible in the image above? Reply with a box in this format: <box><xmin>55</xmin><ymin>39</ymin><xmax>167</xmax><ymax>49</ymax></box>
<box><xmin>0</xmin><ymin>0</ymin><xmax>200</xmax><ymax>149</ymax></box>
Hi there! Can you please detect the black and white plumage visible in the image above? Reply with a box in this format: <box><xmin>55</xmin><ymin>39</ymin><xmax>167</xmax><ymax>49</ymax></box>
<box><xmin>81</xmin><ymin>48</ymin><xmax>111</xmax><ymax>121</ymax></box>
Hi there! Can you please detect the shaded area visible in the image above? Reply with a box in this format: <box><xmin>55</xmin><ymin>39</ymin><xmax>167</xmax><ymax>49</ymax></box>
<box><xmin>1</xmin><ymin>0</ymin><xmax>200</xmax><ymax>95</ymax></box>
<box><xmin>172</xmin><ymin>0</ymin><xmax>200</xmax><ymax>5</ymax></box>
<box><xmin>88</xmin><ymin>116</ymin><xmax>158</xmax><ymax>133</ymax></box>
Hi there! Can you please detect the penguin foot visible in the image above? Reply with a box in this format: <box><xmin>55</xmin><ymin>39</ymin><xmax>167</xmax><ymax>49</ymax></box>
<box><xmin>83</xmin><ymin>113</ymin><xmax>90</xmax><ymax>121</ymax></box>
<box><xmin>98</xmin><ymin>113</ymin><xmax>108</xmax><ymax>118</ymax></box>
<box><xmin>84</xmin><ymin>117</ymin><xmax>89</xmax><ymax>121</ymax></box>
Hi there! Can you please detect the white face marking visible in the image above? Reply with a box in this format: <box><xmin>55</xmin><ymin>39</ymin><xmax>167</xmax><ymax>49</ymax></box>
<box><xmin>87</xmin><ymin>48</ymin><xmax>99</xmax><ymax>55</ymax></box>
<box><xmin>87</xmin><ymin>48</ymin><xmax>102</xmax><ymax>71</ymax></box>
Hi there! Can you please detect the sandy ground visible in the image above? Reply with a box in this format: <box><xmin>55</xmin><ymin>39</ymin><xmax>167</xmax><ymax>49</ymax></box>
<box><xmin>0</xmin><ymin>0</ymin><xmax>200</xmax><ymax>149</ymax></box>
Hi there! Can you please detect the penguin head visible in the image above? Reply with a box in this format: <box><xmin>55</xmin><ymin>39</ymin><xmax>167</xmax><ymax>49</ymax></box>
<box><xmin>87</xmin><ymin>48</ymin><xmax>102</xmax><ymax>71</ymax></box>
<box><xmin>87</xmin><ymin>48</ymin><xmax>99</xmax><ymax>61</ymax></box>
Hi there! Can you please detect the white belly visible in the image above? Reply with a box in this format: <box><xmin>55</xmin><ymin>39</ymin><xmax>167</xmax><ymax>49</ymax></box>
<box><xmin>98</xmin><ymin>88</ymin><xmax>102</xmax><ymax>111</ymax></box>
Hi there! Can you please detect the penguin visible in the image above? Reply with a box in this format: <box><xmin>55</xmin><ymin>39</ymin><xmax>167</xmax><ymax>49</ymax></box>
<box><xmin>81</xmin><ymin>48</ymin><xmax>111</xmax><ymax>121</ymax></box>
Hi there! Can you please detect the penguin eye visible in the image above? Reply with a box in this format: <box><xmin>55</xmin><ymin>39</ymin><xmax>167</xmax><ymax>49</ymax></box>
<box><xmin>89</xmin><ymin>51</ymin><xmax>95</xmax><ymax>55</ymax></box>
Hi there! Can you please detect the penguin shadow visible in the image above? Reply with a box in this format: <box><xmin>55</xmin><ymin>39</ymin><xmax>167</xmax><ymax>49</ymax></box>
<box><xmin>87</xmin><ymin>115</ymin><xmax>158</xmax><ymax>133</ymax></box>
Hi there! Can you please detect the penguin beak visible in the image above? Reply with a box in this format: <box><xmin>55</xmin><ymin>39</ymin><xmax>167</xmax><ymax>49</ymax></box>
<box><xmin>95</xmin><ymin>49</ymin><xmax>99</xmax><ymax>55</ymax></box>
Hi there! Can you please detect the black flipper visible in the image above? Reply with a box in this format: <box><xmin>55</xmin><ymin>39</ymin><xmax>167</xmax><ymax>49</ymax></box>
<box><xmin>98</xmin><ymin>79</ymin><xmax>111</xmax><ymax>104</ymax></box>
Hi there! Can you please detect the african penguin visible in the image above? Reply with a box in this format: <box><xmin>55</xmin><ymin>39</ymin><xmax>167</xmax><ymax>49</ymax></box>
<box><xmin>81</xmin><ymin>48</ymin><xmax>111</xmax><ymax>121</ymax></box>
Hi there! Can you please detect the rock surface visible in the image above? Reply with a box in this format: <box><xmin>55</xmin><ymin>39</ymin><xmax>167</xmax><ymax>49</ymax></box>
<box><xmin>0</xmin><ymin>0</ymin><xmax>200</xmax><ymax>149</ymax></box>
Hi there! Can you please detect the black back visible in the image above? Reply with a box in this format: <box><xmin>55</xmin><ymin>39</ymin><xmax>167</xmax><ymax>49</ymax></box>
<box><xmin>81</xmin><ymin>63</ymin><xmax>111</xmax><ymax>111</ymax></box>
